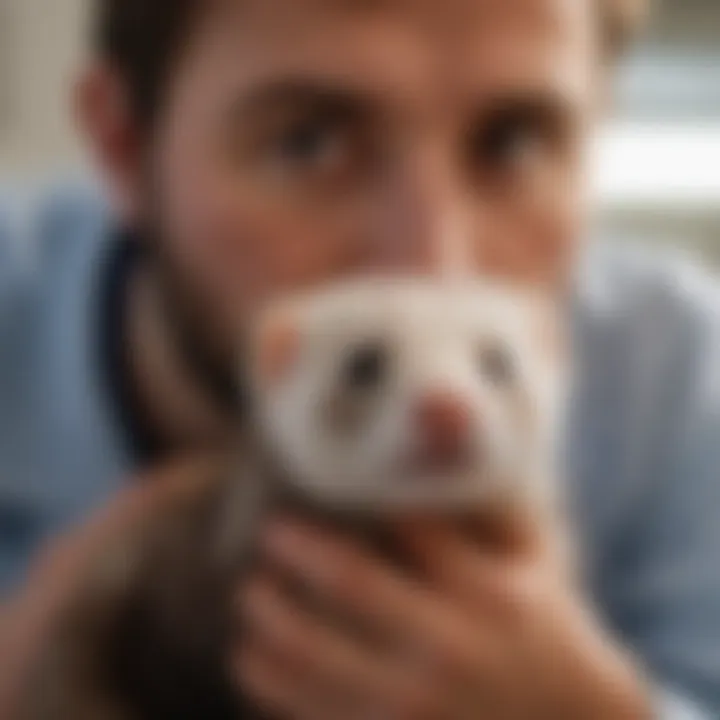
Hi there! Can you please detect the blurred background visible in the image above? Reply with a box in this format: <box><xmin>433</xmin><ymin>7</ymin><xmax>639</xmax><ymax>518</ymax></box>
<box><xmin>0</xmin><ymin>0</ymin><xmax>718</xmax><ymax>262</ymax></box>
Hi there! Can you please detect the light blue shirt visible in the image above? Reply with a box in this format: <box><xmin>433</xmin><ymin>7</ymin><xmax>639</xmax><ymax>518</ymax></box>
<box><xmin>1</xmin><ymin>183</ymin><xmax>719</xmax><ymax>718</ymax></box>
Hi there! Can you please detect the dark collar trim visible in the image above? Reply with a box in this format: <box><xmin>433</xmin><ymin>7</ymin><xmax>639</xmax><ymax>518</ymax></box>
<box><xmin>98</xmin><ymin>231</ymin><xmax>165</xmax><ymax>464</ymax></box>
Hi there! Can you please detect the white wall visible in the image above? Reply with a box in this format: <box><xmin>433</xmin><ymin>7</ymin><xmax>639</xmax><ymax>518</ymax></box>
<box><xmin>0</xmin><ymin>0</ymin><xmax>88</xmax><ymax>178</ymax></box>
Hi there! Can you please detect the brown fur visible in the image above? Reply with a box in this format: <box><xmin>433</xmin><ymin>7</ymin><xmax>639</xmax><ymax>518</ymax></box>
<box><xmin>19</xmin><ymin>447</ymin><xmax>269</xmax><ymax>720</ymax></box>
<box><xmin>18</xmin><ymin>444</ymin><xmax>419</xmax><ymax>720</ymax></box>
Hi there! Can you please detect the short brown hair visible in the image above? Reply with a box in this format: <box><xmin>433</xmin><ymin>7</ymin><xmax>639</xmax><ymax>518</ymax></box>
<box><xmin>94</xmin><ymin>0</ymin><xmax>200</xmax><ymax>124</ymax></box>
<box><xmin>95</xmin><ymin>0</ymin><xmax>649</xmax><ymax>126</ymax></box>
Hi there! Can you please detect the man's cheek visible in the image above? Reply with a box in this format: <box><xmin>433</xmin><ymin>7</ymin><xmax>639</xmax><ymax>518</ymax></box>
<box><xmin>524</xmin><ymin>205</ymin><xmax>578</xmax><ymax>284</ymax></box>
<box><xmin>211</xmin><ymin>205</ymin><xmax>367</xmax><ymax>292</ymax></box>
<box><xmin>173</xmin><ymin>202</ymin><xmax>357</xmax><ymax>324</ymax></box>
<box><xmin>475</xmin><ymin>198</ymin><xmax>579</xmax><ymax>286</ymax></box>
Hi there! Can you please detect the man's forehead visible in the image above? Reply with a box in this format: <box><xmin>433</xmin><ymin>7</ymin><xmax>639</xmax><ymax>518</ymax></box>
<box><xmin>204</xmin><ymin>0</ymin><xmax>594</xmax><ymax>102</ymax></box>
<box><xmin>225</xmin><ymin>0</ymin><xmax>590</xmax><ymax>26</ymax></box>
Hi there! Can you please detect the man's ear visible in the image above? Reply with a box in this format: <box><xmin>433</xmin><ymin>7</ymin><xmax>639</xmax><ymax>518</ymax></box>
<box><xmin>73</xmin><ymin>61</ymin><xmax>144</xmax><ymax>224</ymax></box>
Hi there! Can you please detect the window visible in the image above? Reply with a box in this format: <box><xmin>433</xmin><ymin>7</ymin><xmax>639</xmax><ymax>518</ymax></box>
<box><xmin>597</xmin><ymin>0</ymin><xmax>720</xmax><ymax>262</ymax></box>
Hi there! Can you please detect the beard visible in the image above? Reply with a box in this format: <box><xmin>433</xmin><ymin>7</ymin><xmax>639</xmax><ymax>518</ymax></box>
<box><xmin>139</xmin><ymin>215</ymin><xmax>245</xmax><ymax>420</ymax></box>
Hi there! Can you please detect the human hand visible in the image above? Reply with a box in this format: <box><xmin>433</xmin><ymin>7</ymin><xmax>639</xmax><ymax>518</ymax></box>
<box><xmin>0</xmin><ymin>456</ymin><xmax>223</xmax><ymax>718</ymax></box>
<box><xmin>236</xmin><ymin>506</ymin><xmax>652</xmax><ymax>719</ymax></box>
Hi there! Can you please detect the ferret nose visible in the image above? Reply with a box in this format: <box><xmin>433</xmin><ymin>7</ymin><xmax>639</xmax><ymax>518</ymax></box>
<box><xmin>414</xmin><ymin>391</ymin><xmax>472</xmax><ymax>464</ymax></box>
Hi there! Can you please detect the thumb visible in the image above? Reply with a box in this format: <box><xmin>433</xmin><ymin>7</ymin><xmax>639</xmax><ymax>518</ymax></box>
<box><xmin>467</xmin><ymin>500</ymin><xmax>550</xmax><ymax>558</ymax></box>
<box><xmin>22</xmin><ymin>454</ymin><xmax>226</xmax><ymax>616</ymax></box>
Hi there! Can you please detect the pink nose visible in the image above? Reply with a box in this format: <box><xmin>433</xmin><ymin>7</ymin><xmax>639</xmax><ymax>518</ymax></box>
<box><xmin>413</xmin><ymin>391</ymin><xmax>472</xmax><ymax>466</ymax></box>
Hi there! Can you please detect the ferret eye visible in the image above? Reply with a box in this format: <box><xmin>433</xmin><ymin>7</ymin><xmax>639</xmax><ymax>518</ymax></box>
<box><xmin>479</xmin><ymin>344</ymin><xmax>516</xmax><ymax>387</ymax></box>
<box><xmin>343</xmin><ymin>342</ymin><xmax>387</xmax><ymax>390</ymax></box>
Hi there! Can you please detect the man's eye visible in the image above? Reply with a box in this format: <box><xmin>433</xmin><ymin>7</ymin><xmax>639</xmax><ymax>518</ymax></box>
<box><xmin>483</xmin><ymin>121</ymin><xmax>541</xmax><ymax>167</ymax></box>
<box><xmin>469</xmin><ymin>108</ymin><xmax>560</xmax><ymax>183</ymax></box>
<box><xmin>276</xmin><ymin>117</ymin><xmax>344</xmax><ymax>166</ymax></box>
<box><xmin>264</xmin><ymin>110</ymin><xmax>361</xmax><ymax>184</ymax></box>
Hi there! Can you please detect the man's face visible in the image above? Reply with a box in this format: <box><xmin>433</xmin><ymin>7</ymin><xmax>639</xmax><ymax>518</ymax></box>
<box><xmin>127</xmin><ymin>0</ymin><xmax>597</xmax><ymax>368</ymax></box>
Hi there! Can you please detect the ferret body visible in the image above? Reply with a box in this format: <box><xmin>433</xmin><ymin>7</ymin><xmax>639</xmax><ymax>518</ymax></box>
<box><xmin>21</xmin><ymin>278</ymin><xmax>566</xmax><ymax>720</ymax></box>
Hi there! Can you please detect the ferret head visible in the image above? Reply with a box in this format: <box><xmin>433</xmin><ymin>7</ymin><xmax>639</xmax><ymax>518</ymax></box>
<box><xmin>247</xmin><ymin>279</ymin><xmax>564</xmax><ymax>512</ymax></box>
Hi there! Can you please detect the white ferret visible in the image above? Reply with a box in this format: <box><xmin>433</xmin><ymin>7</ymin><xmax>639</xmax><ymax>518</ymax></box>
<box><xmin>249</xmin><ymin>277</ymin><xmax>564</xmax><ymax>512</ymax></box>
<box><xmin>23</xmin><ymin>278</ymin><xmax>566</xmax><ymax>720</ymax></box>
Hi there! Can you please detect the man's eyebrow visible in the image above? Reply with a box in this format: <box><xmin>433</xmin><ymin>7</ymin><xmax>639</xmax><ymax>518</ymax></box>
<box><xmin>230</xmin><ymin>77</ymin><xmax>376</xmax><ymax>118</ymax></box>
<box><xmin>475</xmin><ymin>90</ymin><xmax>579</xmax><ymax>125</ymax></box>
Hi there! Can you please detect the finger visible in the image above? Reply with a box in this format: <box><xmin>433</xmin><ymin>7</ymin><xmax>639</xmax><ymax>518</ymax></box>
<box><xmin>260</xmin><ymin>518</ymin><xmax>483</xmax><ymax>676</ymax></box>
<box><xmin>238</xmin><ymin>641</ymin><xmax>412</xmax><ymax>720</ymax></box>
<box><xmin>237</xmin><ymin>577</ymin><xmax>438</xmax><ymax>717</ymax></box>
<box><xmin>236</xmin><ymin>644</ymin><xmax>336</xmax><ymax>720</ymax></box>
<box><xmin>404</xmin><ymin>499</ymin><xmax>551</xmax><ymax>559</ymax></box>
<box><xmin>465</xmin><ymin>501</ymin><xmax>572</xmax><ymax>581</ymax></box>
<box><xmin>468</xmin><ymin>501</ymin><xmax>548</xmax><ymax>556</ymax></box>
<box><xmin>100</xmin><ymin>454</ymin><xmax>228</xmax><ymax>531</ymax></box>
<box><xmin>396</xmin><ymin>522</ymin><xmax>542</xmax><ymax>626</ymax></box>
<box><xmin>32</xmin><ymin>456</ymin><xmax>224</xmax><ymax>576</ymax></box>
<box><xmin>19</xmin><ymin>456</ymin><xmax>226</xmax><ymax>626</ymax></box>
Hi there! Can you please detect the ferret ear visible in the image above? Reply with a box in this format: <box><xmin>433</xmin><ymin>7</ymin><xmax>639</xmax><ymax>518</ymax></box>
<box><xmin>253</xmin><ymin>308</ymin><xmax>301</xmax><ymax>389</ymax></box>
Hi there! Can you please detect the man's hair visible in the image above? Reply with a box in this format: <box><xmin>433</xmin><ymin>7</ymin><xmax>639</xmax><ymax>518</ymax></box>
<box><xmin>94</xmin><ymin>0</ymin><xmax>649</xmax><ymax>126</ymax></box>
<box><xmin>94</xmin><ymin>0</ymin><xmax>199</xmax><ymax>124</ymax></box>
